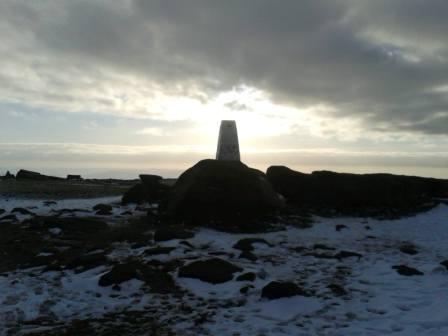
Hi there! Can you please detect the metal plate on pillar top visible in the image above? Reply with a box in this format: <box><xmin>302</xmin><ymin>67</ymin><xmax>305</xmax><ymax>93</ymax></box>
<box><xmin>216</xmin><ymin>120</ymin><xmax>240</xmax><ymax>161</ymax></box>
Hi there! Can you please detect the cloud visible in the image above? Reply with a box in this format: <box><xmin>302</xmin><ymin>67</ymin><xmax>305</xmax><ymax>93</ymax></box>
<box><xmin>136</xmin><ymin>127</ymin><xmax>166</xmax><ymax>136</ymax></box>
<box><xmin>0</xmin><ymin>0</ymin><xmax>447</xmax><ymax>138</ymax></box>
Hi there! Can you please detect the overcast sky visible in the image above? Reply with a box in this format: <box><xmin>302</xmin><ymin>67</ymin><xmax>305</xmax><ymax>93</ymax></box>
<box><xmin>1</xmin><ymin>0</ymin><xmax>447</xmax><ymax>178</ymax></box>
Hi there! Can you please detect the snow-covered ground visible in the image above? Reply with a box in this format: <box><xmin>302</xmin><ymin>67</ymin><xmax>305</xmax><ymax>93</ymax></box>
<box><xmin>1</xmin><ymin>197</ymin><xmax>448</xmax><ymax>335</ymax></box>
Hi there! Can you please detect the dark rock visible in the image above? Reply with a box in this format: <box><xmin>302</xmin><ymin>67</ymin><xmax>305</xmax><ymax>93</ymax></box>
<box><xmin>144</xmin><ymin>246</ymin><xmax>176</xmax><ymax>256</ymax></box>
<box><xmin>399</xmin><ymin>243</ymin><xmax>418</xmax><ymax>255</ymax></box>
<box><xmin>239</xmin><ymin>251</ymin><xmax>258</xmax><ymax>262</ymax></box>
<box><xmin>138</xmin><ymin>264</ymin><xmax>178</xmax><ymax>294</ymax></box>
<box><xmin>16</xmin><ymin>169</ymin><xmax>63</xmax><ymax>181</ymax></box>
<box><xmin>51</xmin><ymin>208</ymin><xmax>91</xmax><ymax>216</ymax></box>
<box><xmin>0</xmin><ymin>214</ymin><xmax>18</xmax><ymax>222</ymax></box>
<box><xmin>303</xmin><ymin>252</ymin><xmax>335</xmax><ymax>259</ymax></box>
<box><xmin>43</xmin><ymin>201</ymin><xmax>57</xmax><ymax>207</ymax></box>
<box><xmin>233</xmin><ymin>238</ymin><xmax>271</xmax><ymax>251</ymax></box>
<box><xmin>313</xmin><ymin>244</ymin><xmax>336</xmax><ymax>251</ymax></box>
<box><xmin>99</xmin><ymin>263</ymin><xmax>138</xmax><ymax>286</ymax></box>
<box><xmin>178</xmin><ymin>258</ymin><xmax>243</xmax><ymax>284</ymax></box>
<box><xmin>139</xmin><ymin>174</ymin><xmax>162</xmax><ymax>186</ymax></box>
<box><xmin>240</xmin><ymin>285</ymin><xmax>253</xmax><ymax>294</ymax></box>
<box><xmin>336</xmin><ymin>224</ymin><xmax>348</xmax><ymax>232</ymax></box>
<box><xmin>93</xmin><ymin>204</ymin><xmax>112</xmax><ymax>212</ymax></box>
<box><xmin>3</xmin><ymin>171</ymin><xmax>15</xmax><ymax>179</ymax></box>
<box><xmin>122</xmin><ymin>184</ymin><xmax>146</xmax><ymax>205</ymax></box>
<box><xmin>96</xmin><ymin>209</ymin><xmax>112</xmax><ymax>216</ymax></box>
<box><xmin>0</xmin><ymin>209</ymin><xmax>5</xmax><ymax>216</ymax></box>
<box><xmin>67</xmin><ymin>175</ymin><xmax>82</xmax><ymax>180</ymax></box>
<box><xmin>327</xmin><ymin>283</ymin><xmax>347</xmax><ymax>296</ymax></box>
<box><xmin>165</xmin><ymin>159</ymin><xmax>284</xmax><ymax>225</ymax></box>
<box><xmin>208</xmin><ymin>251</ymin><xmax>235</xmax><ymax>258</ymax></box>
<box><xmin>66</xmin><ymin>252</ymin><xmax>107</xmax><ymax>273</ymax></box>
<box><xmin>261</xmin><ymin>281</ymin><xmax>306</xmax><ymax>300</ymax></box>
<box><xmin>146</xmin><ymin>259</ymin><xmax>184</xmax><ymax>273</ymax></box>
<box><xmin>236</xmin><ymin>272</ymin><xmax>256</xmax><ymax>281</ymax></box>
<box><xmin>290</xmin><ymin>246</ymin><xmax>306</xmax><ymax>253</ymax></box>
<box><xmin>266</xmin><ymin>165</ymin><xmax>448</xmax><ymax>217</ymax></box>
<box><xmin>335</xmin><ymin>251</ymin><xmax>363</xmax><ymax>260</ymax></box>
<box><xmin>93</xmin><ymin>204</ymin><xmax>113</xmax><ymax>215</ymax></box>
<box><xmin>392</xmin><ymin>265</ymin><xmax>424</xmax><ymax>276</ymax></box>
<box><xmin>11</xmin><ymin>207</ymin><xmax>35</xmax><ymax>215</ymax></box>
<box><xmin>440</xmin><ymin>260</ymin><xmax>448</xmax><ymax>270</ymax></box>
<box><xmin>153</xmin><ymin>227</ymin><xmax>194</xmax><ymax>242</ymax></box>
<box><xmin>179</xmin><ymin>240</ymin><xmax>195</xmax><ymax>249</ymax></box>
<box><xmin>98</xmin><ymin>261</ymin><xmax>179</xmax><ymax>293</ymax></box>
<box><xmin>121</xmin><ymin>174</ymin><xmax>170</xmax><ymax>205</ymax></box>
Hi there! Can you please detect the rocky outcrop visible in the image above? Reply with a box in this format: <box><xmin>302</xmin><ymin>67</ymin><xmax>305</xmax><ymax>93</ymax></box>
<box><xmin>67</xmin><ymin>175</ymin><xmax>82</xmax><ymax>180</ymax></box>
<box><xmin>2</xmin><ymin>171</ymin><xmax>15</xmax><ymax>179</ymax></box>
<box><xmin>266</xmin><ymin>166</ymin><xmax>448</xmax><ymax>217</ymax></box>
<box><xmin>165</xmin><ymin>159</ymin><xmax>284</xmax><ymax>225</ymax></box>
<box><xmin>16</xmin><ymin>169</ymin><xmax>63</xmax><ymax>181</ymax></box>
<box><xmin>122</xmin><ymin>174</ymin><xmax>170</xmax><ymax>204</ymax></box>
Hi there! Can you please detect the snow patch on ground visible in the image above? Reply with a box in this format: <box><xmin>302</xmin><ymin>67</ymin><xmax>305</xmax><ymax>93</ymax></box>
<box><xmin>1</xmin><ymin>198</ymin><xmax>448</xmax><ymax>335</ymax></box>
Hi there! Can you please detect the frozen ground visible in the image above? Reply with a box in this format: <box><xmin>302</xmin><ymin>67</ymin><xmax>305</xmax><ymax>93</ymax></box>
<box><xmin>0</xmin><ymin>197</ymin><xmax>448</xmax><ymax>335</ymax></box>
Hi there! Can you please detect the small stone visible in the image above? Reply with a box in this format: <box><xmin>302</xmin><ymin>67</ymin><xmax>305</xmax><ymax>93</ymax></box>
<box><xmin>236</xmin><ymin>272</ymin><xmax>256</xmax><ymax>282</ymax></box>
<box><xmin>335</xmin><ymin>224</ymin><xmax>348</xmax><ymax>232</ymax></box>
<box><xmin>11</xmin><ymin>207</ymin><xmax>34</xmax><ymax>215</ymax></box>
<box><xmin>335</xmin><ymin>251</ymin><xmax>363</xmax><ymax>260</ymax></box>
<box><xmin>392</xmin><ymin>265</ymin><xmax>424</xmax><ymax>276</ymax></box>
<box><xmin>233</xmin><ymin>238</ymin><xmax>271</xmax><ymax>252</ymax></box>
<box><xmin>327</xmin><ymin>283</ymin><xmax>347</xmax><ymax>296</ymax></box>
<box><xmin>399</xmin><ymin>243</ymin><xmax>418</xmax><ymax>255</ymax></box>
<box><xmin>261</xmin><ymin>281</ymin><xmax>307</xmax><ymax>300</ymax></box>
<box><xmin>313</xmin><ymin>244</ymin><xmax>336</xmax><ymax>251</ymax></box>
<box><xmin>238</xmin><ymin>251</ymin><xmax>257</xmax><ymax>262</ymax></box>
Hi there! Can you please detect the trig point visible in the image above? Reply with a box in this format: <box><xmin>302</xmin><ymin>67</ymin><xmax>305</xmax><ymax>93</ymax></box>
<box><xmin>216</xmin><ymin>120</ymin><xmax>240</xmax><ymax>161</ymax></box>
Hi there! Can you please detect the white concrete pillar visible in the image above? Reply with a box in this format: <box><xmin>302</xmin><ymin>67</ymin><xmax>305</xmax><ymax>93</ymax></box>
<box><xmin>216</xmin><ymin>120</ymin><xmax>240</xmax><ymax>161</ymax></box>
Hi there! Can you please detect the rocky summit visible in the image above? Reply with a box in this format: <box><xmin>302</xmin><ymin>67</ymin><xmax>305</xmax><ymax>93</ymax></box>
<box><xmin>164</xmin><ymin>159</ymin><xmax>284</xmax><ymax>225</ymax></box>
<box><xmin>267</xmin><ymin>165</ymin><xmax>448</xmax><ymax>217</ymax></box>
<box><xmin>1</xmin><ymin>162</ymin><xmax>448</xmax><ymax>336</ymax></box>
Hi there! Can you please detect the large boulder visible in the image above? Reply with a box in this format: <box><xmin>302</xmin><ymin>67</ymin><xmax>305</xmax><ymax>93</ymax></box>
<box><xmin>266</xmin><ymin>166</ymin><xmax>448</xmax><ymax>216</ymax></box>
<box><xmin>178</xmin><ymin>258</ymin><xmax>242</xmax><ymax>284</ymax></box>
<box><xmin>165</xmin><ymin>159</ymin><xmax>284</xmax><ymax>224</ymax></box>
<box><xmin>122</xmin><ymin>174</ymin><xmax>170</xmax><ymax>204</ymax></box>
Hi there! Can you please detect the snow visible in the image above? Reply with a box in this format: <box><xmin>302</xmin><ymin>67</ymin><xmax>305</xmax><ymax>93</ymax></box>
<box><xmin>0</xmin><ymin>196</ymin><xmax>145</xmax><ymax>223</ymax></box>
<box><xmin>1</xmin><ymin>198</ymin><xmax>448</xmax><ymax>335</ymax></box>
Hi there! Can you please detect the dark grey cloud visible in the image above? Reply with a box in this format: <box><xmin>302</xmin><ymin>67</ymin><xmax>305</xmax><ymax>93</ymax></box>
<box><xmin>1</xmin><ymin>0</ymin><xmax>448</xmax><ymax>135</ymax></box>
